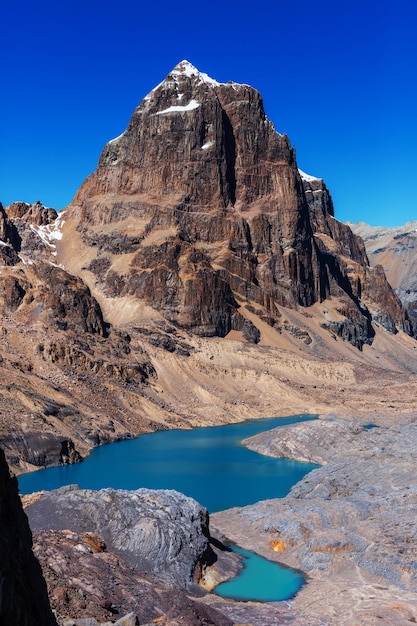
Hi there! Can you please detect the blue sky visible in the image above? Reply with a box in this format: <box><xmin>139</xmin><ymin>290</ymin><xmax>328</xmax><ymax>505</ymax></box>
<box><xmin>1</xmin><ymin>0</ymin><xmax>416</xmax><ymax>226</ymax></box>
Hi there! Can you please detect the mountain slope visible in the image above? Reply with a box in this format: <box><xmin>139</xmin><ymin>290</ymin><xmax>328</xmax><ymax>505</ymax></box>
<box><xmin>0</xmin><ymin>62</ymin><xmax>416</xmax><ymax>475</ymax></box>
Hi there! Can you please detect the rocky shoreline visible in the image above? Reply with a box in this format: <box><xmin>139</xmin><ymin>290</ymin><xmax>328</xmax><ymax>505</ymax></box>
<box><xmin>19</xmin><ymin>412</ymin><xmax>417</xmax><ymax>625</ymax></box>
<box><xmin>212</xmin><ymin>414</ymin><xmax>417</xmax><ymax>625</ymax></box>
<box><xmin>4</xmin><ymin>410</ymin><xmax>417</xmax><ymax>624</ymax></box>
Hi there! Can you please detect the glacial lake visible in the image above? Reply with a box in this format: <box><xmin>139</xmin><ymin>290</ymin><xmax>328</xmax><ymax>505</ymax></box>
<box><xmin>19</xmin><ymin>414</ymin><xmax>319</xmax><ymax>602</ymax></box>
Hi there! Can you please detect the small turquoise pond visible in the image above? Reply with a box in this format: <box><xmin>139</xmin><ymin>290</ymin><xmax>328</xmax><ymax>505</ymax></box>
<box><xmin>19</xmin><ymin>414</ymin><xmax>319</xmax><ymax>602</ymax></box>
<box><xmin>215</xmin><ymin>545</ymin><xmax>304</xmax><ymax>602</ymax></box>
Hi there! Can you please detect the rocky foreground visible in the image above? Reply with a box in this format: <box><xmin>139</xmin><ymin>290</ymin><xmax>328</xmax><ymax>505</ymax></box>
<box><xmin>22</xmin><ymin>484</ymin><xmax>323</xmax><ymax>625</ymax></box>
<box><xmin>15</xmin><ymin>413</ymin><xmax>417</xmax><ymax>625</ymax></box>
<box><xmin>0</xmin><ymin>446</ymin><xmax>56</xmax><ymax>625</ymax></box>
<box><xmin>212</xmin><ymin>415</ymin><xmax>417</xmax><ymax>625</ymax></box>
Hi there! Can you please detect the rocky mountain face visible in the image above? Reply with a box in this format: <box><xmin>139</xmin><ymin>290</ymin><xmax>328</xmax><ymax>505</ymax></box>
<box><xmin>0</xmin><ymin>446</ymin><xmax>56</xmax><ymax>625</ymax></box>
<box><xmin>59</xmin><ymin>60</ymin><xmax>411</xmax><ymax>347</ymax></box>
<box><xmin>350</xmin><ymin>221</ymin><xmax>417</xmax><ymax>332</ymax></box>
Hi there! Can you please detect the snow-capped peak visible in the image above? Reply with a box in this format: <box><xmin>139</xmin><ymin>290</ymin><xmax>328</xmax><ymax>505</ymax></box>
<box><xmin>144</xmin><ymin>61</ymin><xmax>226</xmax><ymax>103</ymax></box>
<box><xmin>298</xmin><ymin>169</ymin><xmax>322</xmax><ymax>183</ymax></box>
<box><xmin>171</xmin><ymin>60</ymin><xmax>221</xmax><ymax>87</ymax></box>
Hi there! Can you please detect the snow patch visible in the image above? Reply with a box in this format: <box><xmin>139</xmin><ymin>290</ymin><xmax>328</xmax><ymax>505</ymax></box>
<box><xmin>141</xmin><ymin>60</ymin><xmax>246</xmax><ymax>113</ymax></box>
<box><xmin>108</xmin><ymin>132</ymin><xmax>125</xmax><ymax>144</ymax></box>
<box><xmin>30</xmin><ymin>216</ymin><xmax>64</xmax><ymax>249</ymax></box>
<box><xmin>18</xmin><ymin>255</ymin><xmax>33</xmax><ymax>265</ymax></box>
<box><xmin>30</xmin><ymin>225</ymin><xmax>55</xmax><ymax>248</ymax></box>
<box><xmin>156</xmin><ymin>99</ymin><xmax>200</xmax><ymax>115</ymax></box>
<box><xmin>298</xmin><ymin>168</ymin><xmax>322</xmax><ymax>182</ymax></box>
<box><xmin>172</xmin><ymin>60</ymin><xmax>221</xmax><ymax>87</ymax></box>
<box><xmin>201</xmin><ymin>140</ymin><xmax>214</xmax><ymax>150</ymax></box>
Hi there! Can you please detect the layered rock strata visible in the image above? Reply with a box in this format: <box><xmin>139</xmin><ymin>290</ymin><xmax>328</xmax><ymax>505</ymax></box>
<box><xmin>301</xmin><ymin>173</ymin><xmax>411</xmax><ymax>343</ymax></box>
<box><xmin>32</xmin><ymin>528</ymin><xmax>233</xmax><ymax>626</ymax></box>
<box><xmin>350</xmin><ymin>220</ymin><xmax>417</xmax><ymax>332</ymax></box>
<box><xmin>25</xmin><ymin>486</ymin><xmax>245</xmax><ymax>624</ymax></box>
<box><xmin>26</xmin><ymin>486</ymin><xmax>216</xmax><ymax>593</ymax></box>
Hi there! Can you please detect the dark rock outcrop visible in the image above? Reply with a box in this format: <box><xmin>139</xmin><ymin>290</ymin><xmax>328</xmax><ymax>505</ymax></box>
<box><xmin>33</xmin><ymin>262</ymin><xmax>108</xmax><ymax>336</ymax></box>
<box><xmin>301</xmin><ymin>172</ymin><xmax>412</xmax><ymax>341</ymax></box>
<box><xmin>0</xmin><ymin>446</ymin><xmax>56</xmax><ymax>625</ymax></box>
<box><xmin>1</xmin><ymin>432</ymin><xmax>82</xmax><ymax>469</ymax></box>
<box><xmin>2</xmin><ymin>200</ymin><xmax>58</xmax><ymax>259</ymax></box>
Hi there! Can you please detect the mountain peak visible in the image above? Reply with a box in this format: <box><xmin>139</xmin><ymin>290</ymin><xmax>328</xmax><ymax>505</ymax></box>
<box><xmin>170</xmin><ymin>60</ymin><xmax>221</xmax><ymax>87</ymax></box>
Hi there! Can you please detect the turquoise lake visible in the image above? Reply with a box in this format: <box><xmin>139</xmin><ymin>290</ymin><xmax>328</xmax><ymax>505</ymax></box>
<box><xmin>19</xmin><ymin>414</ymin><xmax>319</xmax><ymax>602</ymax></box>
<box><xmin>215</xmin><ymin>545</ymin><xmax>304</xmax><ymax>601</ymax></box>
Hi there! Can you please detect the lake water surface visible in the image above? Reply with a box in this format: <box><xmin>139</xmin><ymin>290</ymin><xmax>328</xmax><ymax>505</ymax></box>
<box><xmin>19</xmin><ymin>414</ymin><xmax>318</xmax><ymax>511</ymax></box>
<box><xmin>19</xmin><ymin>414</ymin><xmax>319</xmax><ymax>602</ymax></box>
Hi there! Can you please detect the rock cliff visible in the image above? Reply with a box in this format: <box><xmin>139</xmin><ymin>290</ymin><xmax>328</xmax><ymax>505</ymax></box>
<box><xmin>58</xmin><ymin>60</ymin><xmax>411</xmax><ymax>346</ymax></box>
<box><xmin>350</xmin><ymin>221</ymin><xmax>417</xmax><ymax>332</ymax></box>
<box><xmin>301</xmin><ymin>173</ymin><xmax>412</xmax><ymax>343</ymax></box>
<box><xmin>0</xmin><ymin>446</ymin><xmax>56</xmax><ymax>625</ymax></box>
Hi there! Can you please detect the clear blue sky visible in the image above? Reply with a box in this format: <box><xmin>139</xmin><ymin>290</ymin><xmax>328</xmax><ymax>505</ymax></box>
<box><xmin>1</xmin><ymin>0</ymin><xmax>416</xmax><ymax>226</ymax></box>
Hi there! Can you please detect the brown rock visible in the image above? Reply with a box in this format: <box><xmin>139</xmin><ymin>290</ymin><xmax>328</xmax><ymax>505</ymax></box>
<box><xmin>59</xmin><ymin>60</ymin><xmax>409</xmax><ymax>346</ymax></box>
<box><xmin>32</xmin><ymin>526</ymin><xmax>233</xmax><ymax>625</ymax></box>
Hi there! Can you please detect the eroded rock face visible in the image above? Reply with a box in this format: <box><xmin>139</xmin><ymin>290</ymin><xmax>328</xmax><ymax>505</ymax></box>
<box><xmin>0</xmin><ymin>208</ymin><xmax>158</xmax><ymax>473</ymax></box>
<box><xmin>0</xmin><ymin>446</ymin><xmax>56</xmax><ymax>625</ymax></box>
<box><xmin>61</xmin><ymin>60</ymin><xmax>410</xmax><ymax>346</ymax></box>
<box><xmin>2</xmin><ymin>200</ymin><xmax>58</xmax><ymax>260</ymax></box>
<box><xmin>33</xmin><ymin>262</ymin><xmax>108</xmax><ymax>336</ymax></box>
<box><xmin>350</xmin><ymin>221</ymin><xmax>417</xmax><ymax>334</ymax></box>
<box><xmin>71</xmin><ymin>61</ymin><xmax>318</xmax><ymax>320</ymax></box>
<box><xmin>301</xmin><ymin>174</ymin><xmax>412</xmax><ymax>340</ymax></box>
<box><xmin>26</xmin><ymin>486</ymin><xmax>215</xmax><ymax>593</ymax></box>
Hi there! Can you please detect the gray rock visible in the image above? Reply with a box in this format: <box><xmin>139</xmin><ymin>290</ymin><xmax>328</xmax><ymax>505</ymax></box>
<box><xmin>113</xmin><ymin>614</ymin><xmax>139</xmax><ymax>626</ymax></box>
<box><xmin>62</xmin><ymin>614</ymin><xmax>139</xmax><ymax>626</ymax></box>
<box><xmin>213</xmin><ymin>417</ymin><xmax>417</xmax><ymax>624</ymax></box>
<box><xmin>26</xmin><ymin>486</ymin><xmax>214</xmax><ymax>592</ymax></box>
